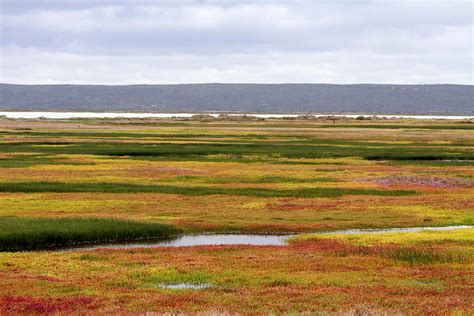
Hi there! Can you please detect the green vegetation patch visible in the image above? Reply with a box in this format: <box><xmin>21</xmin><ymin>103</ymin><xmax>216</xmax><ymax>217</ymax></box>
<box><xmin>1</xmin><ymin>140</ymin><xmax>472</xmax><ymax>163</ymax></box>
<box><xmin>0</xmin><ymin>182</ymin><xmax>416</xmax><ymax>197</ymax></box>
<box><xmin>0</xmin><ymin>217</ymin><xmax>181</xmax><ymax>251</ymax></box>
<box><xmin>379</xmin><ymin>247</ymin><xmax>467</xmax><ymax>265</ymax></box>
<box><xmin>0</xmin><ymin>154</ymin><xmax>94</xmax><ymax>168</ymax></box>
<box><xmin>72</xmin><ymin>143</ymin><xmax>474</xmax><ymax>161</ymax></box>
<box><xmin>365</xmin><ymin>154</ymin><xmax>474</xmax><ymax>161</ymax></box>
<box><xmin>1</xmin><ymin>130</ymin><xmax>272</xmax><ymax>140</ymax></box>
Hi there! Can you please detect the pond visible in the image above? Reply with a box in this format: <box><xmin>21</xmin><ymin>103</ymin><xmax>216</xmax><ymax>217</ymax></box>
<box><xmin>68</xmin><ymin>234</ymin><xmax>289</xmax><ymax>251</ymax></box>
<box><xmin>67</xmin><ymin>225</ymin><xmax>472</xmax><ymax>251</ymax></box>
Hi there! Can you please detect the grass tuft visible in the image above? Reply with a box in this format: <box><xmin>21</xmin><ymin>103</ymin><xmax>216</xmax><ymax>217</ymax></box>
<box><xmin>380</xmin><ymin>247</ymin><xmax>467</xmax><ymax>265</ymax></box>
<box><xmin>0</xmin><ymin>217</ymin><xmax>181</xmax><ymax>251</ymax></box>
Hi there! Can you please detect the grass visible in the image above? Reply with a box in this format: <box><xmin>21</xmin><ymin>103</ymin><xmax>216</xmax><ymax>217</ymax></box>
<box><xmin>380</xmin><ymin>247</ymin><xmax>467</xmax><ymax>264</ymax></box>
<box><xmin>0</xmin><ymin>217</ymin><xmax>181</xmax><ymax>251</ymax></box>
<box><xmin>0</xmin><ymin>154</ymin><xmax>94</xmax><ymax>168</ymax></box>
<box><xmin>1</xmin><ymin>139</ymin><xmax>473</xmax><ymax>163</ymax></box>
<box><xmin>290</xmin><ymin>228</ymin><xmax>474</xmax><ymax>265</ymax></box>
<box><xmin>1</xmin><ymin>228</ymin><xmax>472</xmax><ymax>313</ymax></box>
<box><xmin>0</xmin><ymin>119</ymin><xmax>471</xmax><ymax>232</ymax></box>
<box><xmin>0</xmin><ymin>118</ymin><xmax>473</xmax><ymax>313</ymax></box>
<box><xmin>365</xmin><ymin>154</ymin><xmax>474</xmax><ymax>161</ymax></box>
<box><xmin>140</xmin><ymin>270</ymin><xmax>212</xmax><ymax>287</ymax></box>
<box><xmin>320</xmin><ymin>124</ymin><xmax>474</xmax><ymax>130</ymax></box>
<box><xmin>291</xmin><ymin>228</ymin><xmax>474</xmax><ymax>246</ymax></box>
<box><xmin>0</xmin><ymin>182</ymin><xmax>417</xmax><ymax>197</ymax></box>
<box><xmin>161</xmin><ymin>175</ymin><xmax>336</xmax><ymax>184</ymax></box>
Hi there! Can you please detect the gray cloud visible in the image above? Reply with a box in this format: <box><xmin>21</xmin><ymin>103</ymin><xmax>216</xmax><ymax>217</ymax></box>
<box><xmin>1</xmin><ymin>0</ymin><xmax>472</xmax><ymax>84</ymax></box>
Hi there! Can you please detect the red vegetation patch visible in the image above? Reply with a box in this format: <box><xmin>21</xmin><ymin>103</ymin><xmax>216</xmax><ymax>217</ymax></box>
<box><xmin>290</xmin><ymin>238</ymin><xmax>369</xmax><ymax>255</ymax></box>
<box><xmin>172</xmin><ymin>219</ymin><xmax>219</xmax><ymax>230</ymax></box>
<box><xmin>0</xmin><ymin>295</ymin><xmax>102</xmax><ymax>314</ymax></box>
<box><xmin>0</xmin><ymin>272</ymin><xmax>63</xmax><ymax>284</ymax></box>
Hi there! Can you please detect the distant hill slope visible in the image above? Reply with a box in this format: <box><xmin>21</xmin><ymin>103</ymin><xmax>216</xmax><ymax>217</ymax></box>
<box><xmin>0</xmin><ymin>83</ymin><xmax>472</xmax><ymax>114</ymax></box>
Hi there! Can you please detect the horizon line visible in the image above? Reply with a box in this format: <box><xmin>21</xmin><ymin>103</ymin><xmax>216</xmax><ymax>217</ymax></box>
<box><xmin>1</xmin><ymin>82</ymin><xmax>473</xmax><ymax>86</ymax></box>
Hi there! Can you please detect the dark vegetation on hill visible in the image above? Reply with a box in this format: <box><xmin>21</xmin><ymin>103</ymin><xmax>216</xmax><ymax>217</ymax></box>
<box><xmin>1</xmin><ymin>83</ymin><xmax>472</xmax><ymax>114</ymax></box>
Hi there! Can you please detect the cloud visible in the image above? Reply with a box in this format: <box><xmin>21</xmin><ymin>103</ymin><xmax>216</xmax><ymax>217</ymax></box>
<box><xmin>0</xmin><ymin>0</ymin><xmax>472</xmax><ymax>84</ymax></box>
<box><xmin>2</xmin><ymin>46</ymin><xmax>470</xmax><ymax>85</ymax></box>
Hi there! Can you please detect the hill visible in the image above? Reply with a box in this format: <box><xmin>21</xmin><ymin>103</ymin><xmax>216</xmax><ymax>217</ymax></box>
<box><xmin>0</xmin><ymin>83</ymin><xmax>472</xmax><ymax>114</ymax></box>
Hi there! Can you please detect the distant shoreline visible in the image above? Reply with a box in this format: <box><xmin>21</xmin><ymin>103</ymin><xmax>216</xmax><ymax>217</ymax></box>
<box><xmin>1</xmin><ymin>111</ymin><xmax>473</xmax><ymax>120</ymax></box>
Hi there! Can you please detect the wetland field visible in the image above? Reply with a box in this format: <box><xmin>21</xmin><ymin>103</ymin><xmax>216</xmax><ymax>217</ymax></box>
<box><xmin>0</xmin><ymin>115</ymin><xmax>473</xmax><ymax>314</ymax></box>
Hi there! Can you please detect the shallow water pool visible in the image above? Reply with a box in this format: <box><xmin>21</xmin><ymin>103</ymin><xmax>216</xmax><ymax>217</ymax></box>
<box><xmin>66</xmin><ymin>225</ymin><xmax>472</xmax><ymax>251</ymax></box>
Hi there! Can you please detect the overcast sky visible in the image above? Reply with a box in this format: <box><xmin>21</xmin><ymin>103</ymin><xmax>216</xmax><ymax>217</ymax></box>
<box><xmin>1</xmin><ymin>0</ymin><xmax>472</xmax><ymax>84</ymax></box>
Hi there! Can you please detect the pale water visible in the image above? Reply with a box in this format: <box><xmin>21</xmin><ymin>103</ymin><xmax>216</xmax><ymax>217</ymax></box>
<box><xmin>68</xmin><ymin>225</ymin><xmax>472</xmax><ymax>251</ymax></box>
<box><xmin>157</xmin><ymin>283</ymin><xmax>213</xmax><ymax>290</ymax></box>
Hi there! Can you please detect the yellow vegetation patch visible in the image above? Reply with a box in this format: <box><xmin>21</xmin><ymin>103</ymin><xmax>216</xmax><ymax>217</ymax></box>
<box><xmin>291</xmin><ymin>228</ymin><xmax>474</xmax><ymax>246</ymax></box>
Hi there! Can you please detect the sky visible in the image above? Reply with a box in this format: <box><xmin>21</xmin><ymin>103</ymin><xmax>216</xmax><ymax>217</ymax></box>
<box><xmin>0</xmin><ymin>0</ymin><xmax>473</xmax><ymax>85</ymax></box>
